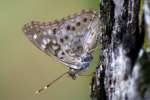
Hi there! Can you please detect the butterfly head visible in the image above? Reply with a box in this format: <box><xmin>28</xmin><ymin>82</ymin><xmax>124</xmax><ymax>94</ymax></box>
<box><xmin>80</xmin><ymin>53</ymin><xmax>93</xmax><ymax>68</ymax></box>
<box><xmin>67</xmin><ymin>52</ymin><xmax>93</xmax><ymax>79</ymax></box>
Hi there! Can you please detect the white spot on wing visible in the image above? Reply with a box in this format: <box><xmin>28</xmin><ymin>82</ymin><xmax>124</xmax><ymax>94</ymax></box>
<box><xmin>42</xmin><ymin>38</ymin><xmax>50</xmax><ymax>45</ymax></box>
<box><xmin>41</xmin><ymin>44</ymin><xmax>46</xmax><ymax>50</ymax></box>
<box><xmin>52</xmin><ymin>39</ymin><xmax>56</xmax><ymax>44</ymax></box>
<box><xmin>52</xmin><ymin>45</ymin><xmax>59</xmax><ymax>50</ymax></box>
<box><xmin>33</xmin><ymin>34</ymin><xmax>37</xmax><ymax>39</ymax></box>
<box><xmin>43</xmin><ymin>39</ymin><xmax>48</xmax><ymax>45</ymax></box>
<box><xmin>43</xmin><ymin>32</ymin><xmax>47</xmax><ymax>35</ymax></box>
<box><xmin>47</xmin><ymin>39</ymin><xmax>50</xmax><ymax>43</ymax></box>
<box><xmin>48</xmin><ymin>30</ymin><xmax>52</xmax><ymax>35</ymax></box>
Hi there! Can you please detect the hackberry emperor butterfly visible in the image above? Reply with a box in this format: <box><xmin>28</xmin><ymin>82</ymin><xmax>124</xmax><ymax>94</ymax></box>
<box><xmin>23</xmin><ymin>10</ymin><xmax>99</xmax><ymax>94</ymax></box>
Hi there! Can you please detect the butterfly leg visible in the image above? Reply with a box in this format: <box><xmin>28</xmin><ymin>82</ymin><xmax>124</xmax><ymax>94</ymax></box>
<box><xmin>68</xmin><ymin>68</ymin><xmax>82</xmax><ymax>80</ymax></box>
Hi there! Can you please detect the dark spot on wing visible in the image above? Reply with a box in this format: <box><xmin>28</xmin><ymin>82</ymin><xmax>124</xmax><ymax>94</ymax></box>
<box><xmin>61</xmin><ymin>52</ymin><xmax>65</xmax><ymax>55</ymax></box>
<box><xmin>76</xmin><ymin>22</ymin><xmax>80</xmax><ymax>26</ymax></box>
<box><xmin>60</xmin><ymin>38</ymin><xmax>64</xmax><ymax>43</ymax></box>
<box><xmin>64</xmin><ymin>35</ymin><xmax>69</xmax><ymax>40</ymax></box>
<box><xmin>60</xmin><ymin>57</ymin><xmax>63</xmax><ymax>59</ymax></box>
<box><xmin>83</xmin><ymin>18</ymin><xmax>87</xmax><ymax>22</ymax></box>
<box><xmin>71</xmin><ymin>26</ymin><xmax>75</xmax><ymax>31</ymax></box>
<box><xmin>66</xmin><ymin>25</ymin><xmax>70</xmax><ymax>31</ymax></box>
<box><xmin>53</xmin><ymin>28</ymin><xmax>56</xmax><ymax>34</ymax></box>
<box><xmin>77</xmin><ymin>46</ymin><xmax>82</xmax><ymax>50</ymax></box>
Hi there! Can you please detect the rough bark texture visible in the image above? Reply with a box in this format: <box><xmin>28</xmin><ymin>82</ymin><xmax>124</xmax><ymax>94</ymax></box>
<box><xmin>90</xmin><ymin>0</ymin><xmax>150</xmax><ymax>100</ymax></box>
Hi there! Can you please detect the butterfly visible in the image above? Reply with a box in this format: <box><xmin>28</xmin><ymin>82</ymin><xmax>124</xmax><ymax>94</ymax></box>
<box><xmin>23</xmin><ymin>10</ymin><xmax>99</xmax><ymax>94</ymax></box>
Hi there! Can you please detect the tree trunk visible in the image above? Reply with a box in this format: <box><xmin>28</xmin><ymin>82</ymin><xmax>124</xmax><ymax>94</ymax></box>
<box><xmin>90</xmin><ymin>0</ymin><xmax>150</xmax><ymax>100</ymax></box>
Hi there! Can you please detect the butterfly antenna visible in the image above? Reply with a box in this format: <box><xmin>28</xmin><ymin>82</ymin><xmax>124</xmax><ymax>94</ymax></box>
<box><xmin>35</xmin><ymin>71</ymin><xmax>69</xmax><ymax>95</ymax></box>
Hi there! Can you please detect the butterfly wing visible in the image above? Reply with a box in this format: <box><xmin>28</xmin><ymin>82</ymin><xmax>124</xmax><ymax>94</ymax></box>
<box><xmin>23</xmin><ymin>10</ymin><xmax>99</xmax><ymax>69</ymax></box>
<box><xmin>23</xmin><ymin>20</ymin><xmax>72</xmax><ymax>67</ymax></box>
<box><xmin>56</xmin><ymin>10</ymin><xmax>99</xmax><ymax>68</ymax></box>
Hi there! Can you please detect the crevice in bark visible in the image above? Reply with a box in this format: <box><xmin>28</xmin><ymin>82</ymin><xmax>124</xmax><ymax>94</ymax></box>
<box><xmin>90</xmin><ymin>0</ymin><xmax>148</xmax><ymax>100</ymax></box>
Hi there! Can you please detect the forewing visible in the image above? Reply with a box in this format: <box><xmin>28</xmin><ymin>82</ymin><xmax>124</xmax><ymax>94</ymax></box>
<box><xmin>23</xmin><ymin>20</ymin><xmax>79</xmax><ymax>68</ymax></box>
<box><xmin>23</xmin><ymin>10</ymin><xmax>98</xmax><ymax>69</ymax></box>
<box><xmin>54</xmin><ymin>10</ymin><xmax>99</xmax><ymax>68</ymax></box>
<box><xmin>58</xmin><ymin>10</ymin><xmax>98</xmax><ymax>57</ymax></box>
<box><xmin>23</xmin><ymin>21</ymin><xmax>58</xmax><ymax>54</ymax></box>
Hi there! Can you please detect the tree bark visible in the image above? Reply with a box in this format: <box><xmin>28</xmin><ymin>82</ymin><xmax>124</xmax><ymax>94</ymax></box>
<box><xmin>90</xmin><ymin>0</ymin><xmax>150</xmax><ymax>100</ymax></box>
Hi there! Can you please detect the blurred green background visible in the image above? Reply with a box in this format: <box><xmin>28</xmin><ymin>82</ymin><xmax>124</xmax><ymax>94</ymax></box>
<box><xmin>0</xmin><ymin>0</ymin><xmax>99</xmax><ymax>100</ymax></box>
